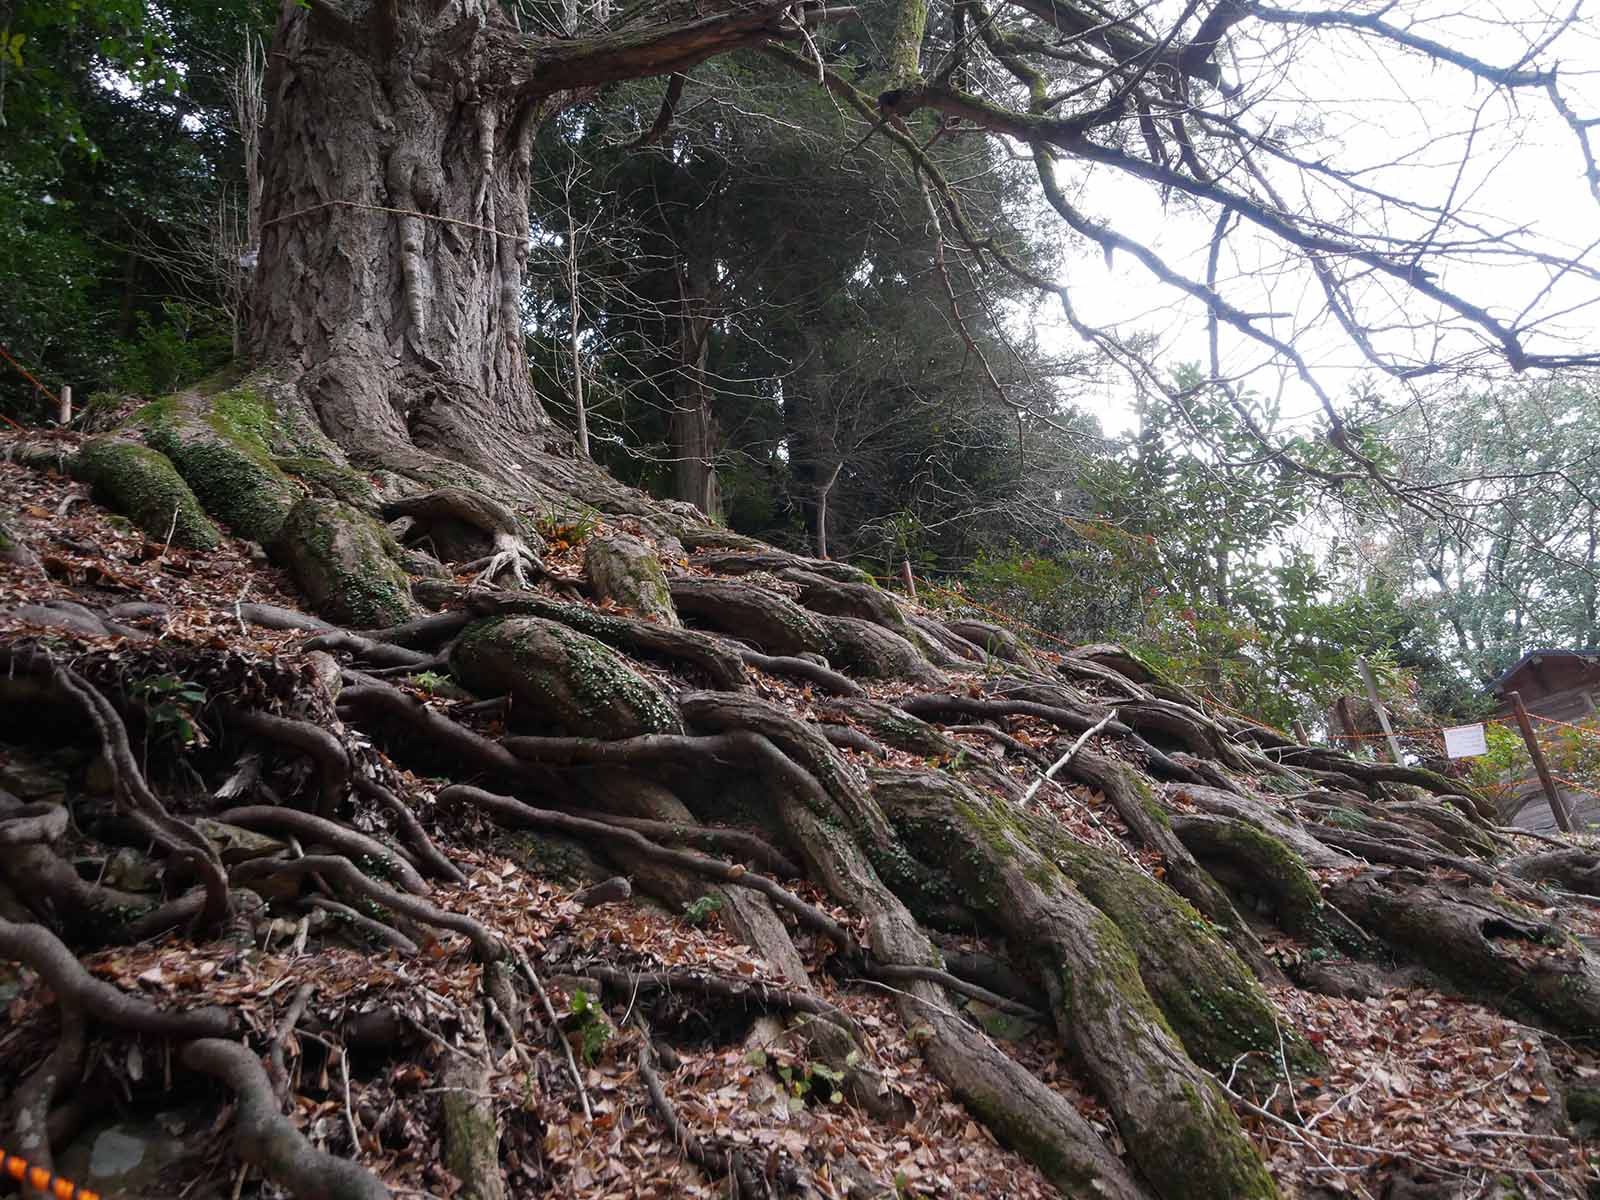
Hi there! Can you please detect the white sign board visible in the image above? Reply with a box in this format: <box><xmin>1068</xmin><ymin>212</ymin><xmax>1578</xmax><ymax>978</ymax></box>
<box><xmin>1442</xmin><ymin>723</ymin><xmax>1488</xmax><ymax>759</ymax></box>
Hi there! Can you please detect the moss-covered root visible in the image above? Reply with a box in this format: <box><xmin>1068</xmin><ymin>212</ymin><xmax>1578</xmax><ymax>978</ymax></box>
<box><xmin>772</xmin><ymin>797</ymin><xmax>1149</xmax><ymax>1200</ymax></box>
<box><xmin>816</xmin><ymin>613</ymin><xmax>945</xmax><ymax>685</ymax></box>
<box><xmin>270</xmin><ymin>497</ymin><xmax>416</xmax><ymax>627</ymax></box>
<box><xmin>1330</xmin><ymin>868</ymin><xmax>1600</xmax><ymax>1037</ymax></box>
<box><xmin>450</xmin><ymin>616</ymin><xmax>680</xmax><ymax>737</ymax></box>
<box><xmin>134</xmin><ymin>386</ymin><xmax>301</xmax><ymax>544</ymax></box>
<box><xmin>1028</xmin><ymin>812</ymin><xmax>1323</xmax><ymax>1079</ymax></box>
<box><xmin>1168</xmin><ymin>812</ymin><xmax>1344</xmax><ymax>947</ymax></box>
<box><xmin>872</xmin><ymin>768</ymin><xmax>1278</xmax><ymax>1200</ymax></box>
<box><xmin>72</xmin><ymin>436</ymin><xmax>222</xmax><ymax>549</ymax></box>
<box><xmin>439</xmin><ymin>1005</ymin><xmax>505</xmax><ymax>1200</ymax></box>
<box><xmin>667</xmin><ymin>575</ymin><xmax>837</xmax><ymax>658</ymax></box>
<box><xmin>1064</xmin><ymin>749</ymin><xmax>1279</xmax><ymax>980</ymax></box>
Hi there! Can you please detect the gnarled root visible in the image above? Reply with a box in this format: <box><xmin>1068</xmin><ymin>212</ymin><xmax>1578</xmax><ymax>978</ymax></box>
<box><xmin>0</xmin><ymin>918</ymin><xmax>234</xmax><ymax>1037</ymax></box>
<box><xmin>1329</xmin><ymin>868</ymin><xmax>1600</xmax><ymax>1036</ymax></box>
<box><xmin>869</xmin><ymin>769</ymin><xmax>1277</xmax><ymax>1200</ymax></box>
<box><xmin>183</xmin><ymin>1038</ymin><xmax>391</xmax><ymax>1200</ymax></box>
<box><xmin>231</xmin><ymin>854</ymin><xmax>502</xmax><ymax>961</ymax></box>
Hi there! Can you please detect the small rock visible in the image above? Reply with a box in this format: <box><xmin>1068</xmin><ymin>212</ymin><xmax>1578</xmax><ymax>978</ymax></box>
<box><xmin>190</xmin><ymin>817</ymin><xmax>286</xmax><ymax>865</ymax></box>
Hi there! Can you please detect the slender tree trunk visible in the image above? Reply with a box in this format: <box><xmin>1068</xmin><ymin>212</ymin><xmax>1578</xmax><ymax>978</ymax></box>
<box><xmin>669</xmin><ymin>249</ymin><xmax>721</xmax><ymax>520</ymax></box>
<box><xmin>816</xmin><ymin>460</ymin><xmax>843</xmax><ymax>559</ymax></box>
<box><xmin>569</xmin><ymin>230</ymin><xmax>588</xmax><ymax>458</ymax></box>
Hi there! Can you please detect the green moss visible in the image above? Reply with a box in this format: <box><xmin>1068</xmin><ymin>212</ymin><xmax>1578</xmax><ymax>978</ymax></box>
<box><xmin>275</xmin><ymin>456</ymin><xmax>377</xmax><ymax>507</ymax></box>
<box><xmin>440</xmin><ymin>1089</ymin><xmax>500</xmax><ymax>1200</ymax></box>
<box><xmin>1568</xmin><ymin>1086</ymin><xmax>1600</xmax><ymax>1125</ymax></box>
<box><xmin>1128</xmin><ymin>773</ymin><xmax>1174</xmax><ymax>829</ymax></box>
<box><xmin>73</xmin><ymin>436</ymin><xmax>220</xmax><ymax>550</ymax></box>
<box><xmin>956</xmin><ymin>1083</ymin><xmax>1102</xmax><ymax>1195</ymax></box>
<box><xmin>135</xmin><ymin>386</ymin><xmax>298</xmax><ymax>543</ymax></box>
<box><xmin>1198</xmin><ymin>817</ymin><xmax>1326</xmax><ymax>941</ymax></box>
<box><xmin>1036</xmin><ymin>815</ymin><xmax>1322</xmax><ymax>1077</ymax></box>
<box><xmin>208</xmin><ymin>385</ymin><xmax>277</xmax><ymax>446</ymax></box>
<box><xmin>271</xmin><ymin>497</ymin><xmax>414</xmax><ymax>627</ymax></box>
<box><xmin>1165</xmin><ymin>1080</ymin><xmax>1278</xmax><ymax>1200</ymax></box>
<box><xmin>452</xmin><ymin>616</ymin><xmax>680</xmax><ymax>737</ymax></box>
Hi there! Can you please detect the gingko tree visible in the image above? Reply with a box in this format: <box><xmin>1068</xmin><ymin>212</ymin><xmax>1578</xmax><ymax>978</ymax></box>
<box><xmin>6</xmin><ymin>4</ymin><xmax>1600</xmax><ymax>1200</ymax></box>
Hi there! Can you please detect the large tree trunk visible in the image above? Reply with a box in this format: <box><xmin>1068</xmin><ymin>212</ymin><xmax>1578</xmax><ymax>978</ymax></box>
<box><xmin>249</xmin><ymin>0</ymin><xmax>789</xmax><ymax>499</ymax></box>
<box><xmin>252</xmin><ymin>0</ymin><xmax>547</xmax><ymax>479</ymax></box>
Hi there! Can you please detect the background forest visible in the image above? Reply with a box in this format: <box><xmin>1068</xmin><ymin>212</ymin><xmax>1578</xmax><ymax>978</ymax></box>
<box><xmin>5</xmin><ymin>0</ymin><xmax>1599</xmax><ymax>731</ymax></box>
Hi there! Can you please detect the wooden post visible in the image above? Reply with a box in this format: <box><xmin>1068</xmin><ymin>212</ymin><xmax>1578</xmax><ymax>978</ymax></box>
<box><xmin>1291</xmin><ymin>719</ymin><xmax>1309</xmax><ymax>746</ymax></box>
<box><xmin>57</xmin><ymin>384</ymin><xmax>71</xmax><ymax>426</ymax></box>
<box><xmin>1506</xmin><ymin>690</ymin><xmax>1575</xmax><ymax>833</ymax></box>
<box><xmin>900</xmin><ymin>559</ymin><xmax>916</xmax><ymax>600</ymax></box>
<box><xmin>1357</xmin><ymin>656</ymin><xmax>1404</xmax><ymax>764</ymax></box>
<box><xmin>1334</xmin><ymin>697</ymin><xmax>1360</xmax><ymax>750</ymax></box>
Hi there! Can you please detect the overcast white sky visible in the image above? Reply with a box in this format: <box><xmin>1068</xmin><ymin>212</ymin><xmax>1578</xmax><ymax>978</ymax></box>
<box><xmin>1017</xmin><ymin>0</ymin><xmax>1600</xmax><ymax>435</ymax></box>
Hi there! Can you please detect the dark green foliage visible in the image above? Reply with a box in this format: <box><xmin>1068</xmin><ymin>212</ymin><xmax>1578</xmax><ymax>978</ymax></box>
<box><xmin>0</xmin><ymin>0</ymin><xmax>274</xmax><ymax>418</ymax></box>
<box><xmin>525</xmin><ymin>53</ymin><xmax>1091</xmax><ymax>565</ymax></box>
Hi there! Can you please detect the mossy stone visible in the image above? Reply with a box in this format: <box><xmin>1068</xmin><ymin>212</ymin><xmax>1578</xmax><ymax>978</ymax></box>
<box><xmin>450</xmin><ymin>616</ymin><xmax>681</xmax><ymax>738</ymax></box>
<box><xmin>72</xmin><ymin>436</ymin><xmax>221</xmax><ymax>550</ymax></box>
<box><xmin>270</xmin><ymin>497</ymin><xmax>416</xmax><ymax>627</ymax></box>
<box><xmin>584</xmin><ymin>532</ymin><xmax>679</xmax><ymax>626</ymax></box>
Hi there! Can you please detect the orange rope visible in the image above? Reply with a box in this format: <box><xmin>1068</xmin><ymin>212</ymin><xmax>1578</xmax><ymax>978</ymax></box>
<box><xmin>907</xmin><ymin>572</ymin><xmax>1298</xmax><ymax>737</ymax></box>
<box><xmin>0</xmin><ymin>344</ymin><xmax>59</xmax><ymax>408</ymax></box>
<box><xmin>1525</xmin><ymin>710</ymin><xmax>1600</xmax><ymax>735</ymax></box>
<box><xmin>3</xmin><ymin>1150</ymin><xmax>103</xmax><ymax>1200</ymax></box>
<box><xmin>1549</xmin><ymin>773</ymin><xmax>1600</xmax><ymax>804</ymax></box>
<box><xmin>1328</xmin><ymin>728</ymin><xmax>1446</xmax><ymax>742</ymax></box>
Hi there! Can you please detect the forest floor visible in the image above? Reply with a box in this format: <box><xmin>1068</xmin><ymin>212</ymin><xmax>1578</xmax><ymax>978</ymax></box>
<box><xmin>0</xmin><ymin>434</ymin><xmax>1596</xmax><ymax>1200</ymax></box>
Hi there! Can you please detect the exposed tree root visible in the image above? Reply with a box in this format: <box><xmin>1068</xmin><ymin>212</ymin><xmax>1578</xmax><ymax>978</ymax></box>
<box><xmin>898</xmin><ymin>691</ymin><xmax>1131</xmax><ymax>739</ymax></box>
<box><xmin>634</xmin><ymin>1019</ymin><xmax>785</xmax><ymax>1198</ymax></box>
<box><xmin>182</xmin><ymin>1038</ymin><xmax>391</xmax><ymax>1200</ymax></box>
<box><xmin>1329</xmin><ymin>868</ymin><xmax>1600</xmax><ymax>1036</ymax></box>
<box><xmin>871</xmin><ymin>769</ymin><xmax>1278</xmax><ymax>1200</ymax></box>
<box><xmin>439</xmin><ymin>782</ymin><xmax>860</xmax><ymax>958</ymax></box>
<box><xmin>580</xmin><ymin>964</ymin><xmax>859</xmax><ymax>1036</ymax></box>
<box><xmin>438</xmin><ymin>1001</ymin><xmax>504</xmax><ymax>1200</ymax></box>
<box><xmin>7</xmin><ymin>444</ymin><xmax>1600</xmax><ymax>1200</ymax></box>
<box><xmin>350</xmin><ymin>773</ymin><xmax>466</xmax><ymax>884</ymax></box>
<box><xmin>308</xmin><ymin>896</ymin><xmax>420</xmax><ymax>955</ymax></box>
<box><xmin>668</xmin><ymin>576</ymin><xmax>836</xmax><ymax>658</ymax></box>
<box><xmin>231</xmin><ymin>854</ymin><xmax>503</xmax><ymax>961</ymax></box>
<box><xmin>383</xmin><ymin>487</ymin><xmax>542</xmax><ymax>589</ymax></box>
<box><xmin>1063</xmin><ymin>748</ymin><xmax>1278</xmax><ymax>979</ymax></box>
<box><xmin>360</xmin><ymin>610</ymin><xmax>474</xmax><ymax>648</ymax></box>
<box><xmin>741</xmin><ymin>648</ymin><xmax>865</xmax><ymax>696</ymax></box>
<box><xmin>1508</xmin><ymin>847</ymin><xmax>1600</xmax><ymax>896</ymax></box>
<box><xmin>0</xmin><ymin>801</ymin><xmax>68</xmax><ymax>846</ymax></box>
<box><xmin>551</xmin><ymin>807</ymin><xmax>803</xmax><ymax>878</ymax></box>
<box><xmin>218</xmin><ymin>805</ymin><xmax>427</xmax><ymax>894</ymax></box>
<box><xmin>0</xmin><ymin>919</ymin><xmax>234</xmax><ymax>1037</ymax></box>
<box><xmin>465</xmin><ymin>589</ymin><xmax>748</xmax><ymax>689</ymax></box>
<box><xmin>8</xmin><ymin>1003</ymin><xmax>83</xmax><ymax>1194</ymax></box>
<box><xmin>303</xmin><ymin>630</ymin><xmax>442</xmax><ymax>669</ymax></box>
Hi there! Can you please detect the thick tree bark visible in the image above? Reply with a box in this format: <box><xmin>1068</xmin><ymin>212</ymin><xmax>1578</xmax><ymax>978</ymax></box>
<box><xmin>250</xmin><ymin>0</ymin><xmax>791</xmax><ymax>490</ymax></box>
<box><xmin>254</xmin><ymin>0</ymin><xmax>544</xmax><ymax>475</ymax></box>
